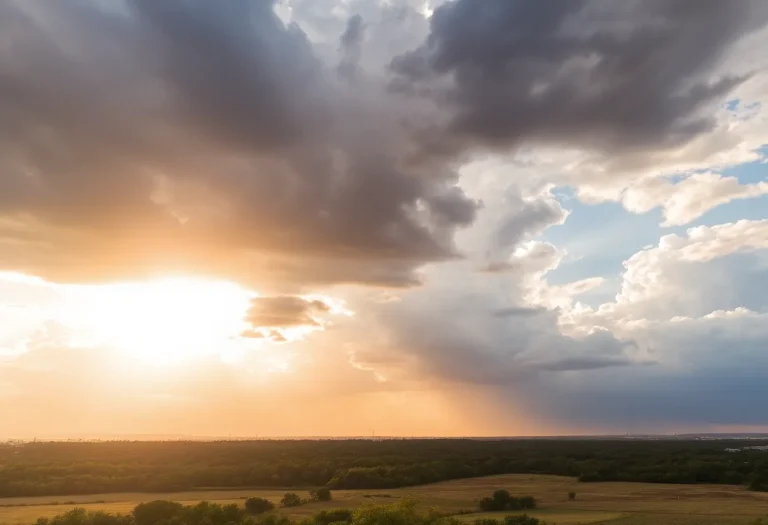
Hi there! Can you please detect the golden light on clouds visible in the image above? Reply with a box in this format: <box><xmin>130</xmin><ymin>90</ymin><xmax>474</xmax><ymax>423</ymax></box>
<box><xmin>0</xmin><ymin>273</ymin><xmax>350</xmax><ymax>368</ymax></box>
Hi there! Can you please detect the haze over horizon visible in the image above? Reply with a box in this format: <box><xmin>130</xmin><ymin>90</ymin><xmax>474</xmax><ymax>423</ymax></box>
<box><xmin>1</xmin><ymin>0</ymin><xmax>768</xmax><ymax>439</ymax></box>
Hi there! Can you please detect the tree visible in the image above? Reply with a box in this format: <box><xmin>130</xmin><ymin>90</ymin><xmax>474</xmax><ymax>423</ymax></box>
<box><xmin>281</xmin><ymin>493</ymin><xmax>303</xmax><ymax>508</ymax></box>
<box><xmin>492</xmin><ymin>490</ymin><xmax>512</xmax><ymax>509</ymax></box>
<box><xmin>479</xmin><ymin>497</ymin><xmax>496</xmax><ymax>511</ymax></box>
<box><xmin>311</xmin><ymin>488</ymin><xmax>333</xmax><ymax>502</ymax></box>
<box><xmin>132</xmin><ymin>500</ymin><xmax>184</xmax><ymax>525</ymax></box>
<box><xmin>245</xmin><ymin>497</ymin><xmax>275</xmax><ymax>515</ymax></box>
<box><xmin>568</xmin><ymin>491</ymin><xmax>576</xmax><ymax>501</ymax></box>
<box><xmin>504</xmin><ymin>516</ymin><xmax>540</xmax><ymax>525</ymax></box>
<box><xmin>518</xmin><ymin>496</ymin><xmax>536</xmax><ymax>509</ymax></box>
<box><xmin>750</xmin><ymin>478</ymin><xmax>768</xmax><ymax>492</ymax></box>
<box><xmin>313</xmin><ymin>509</ymin><xmax>352</xmax><ymax>525</ymax></box>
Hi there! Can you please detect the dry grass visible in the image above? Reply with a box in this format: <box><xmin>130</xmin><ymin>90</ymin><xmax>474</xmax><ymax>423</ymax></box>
<box><xmin>455</xmin><ymin>510</ymin><xmax>624</xmax><ymax>524</ymax></box>
<box><xmin>1</xmin><ymin>474</ymin><xmax>768</xmax><ymax>525</ymax></box>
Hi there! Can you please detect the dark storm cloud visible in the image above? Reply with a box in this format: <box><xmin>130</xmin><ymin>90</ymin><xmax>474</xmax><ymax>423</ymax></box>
<box><xmin>1</xmin><ymin>0</ymin><xmax>766</xmax><ymax>290</ymax></box>
<box><xmin>522</xmin><ymin>314</ymin><xmax>768</xmax><ymax>429</ymax></box>
<box><xmin>361</xmin><ymin>282</ymin><xmax>635</xmax><ymax>386</ymax></box>
<box><xmin>244</xmin><ymin>296</ymin><xmax>331</xmax><ymax>329</ymax></box>
<box><xmin>0</xmin><ymin>0</ymin><xmax>477</xmax><ymax>287</ymax></box>
<box><xmin>392</xmin><ymin>0</ymin><xmax>768</xmax><ymax>157</ymax></box>
<box><xmin>131</xmin><ymin>0</ymin><xmax>318</xmax><ymax>151</ymax></box>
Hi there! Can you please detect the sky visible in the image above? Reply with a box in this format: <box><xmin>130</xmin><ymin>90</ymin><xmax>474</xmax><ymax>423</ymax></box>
<box><xmin>1</xmin><ymin>0</ymin><xmax>768</xmax><ymax>439</ymax></box>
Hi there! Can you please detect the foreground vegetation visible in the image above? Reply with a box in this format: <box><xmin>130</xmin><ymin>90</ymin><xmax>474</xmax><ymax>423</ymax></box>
<box><xmin>2</xmin><ymin>440</ymin><xmax>768</xmax><ymax>497</ymax></box>
<box><xmin>23</xmin><ymin>494</ymin><xmax>768</xmax><ymax>525</ymax></box>
<box><xmin>3</xmin><ymin>473</ymin><xmax>768</xmax><ymax>525</ymax></box>
<box><xmin>33</xmin><ymin>500</ymin><xmax>550</xmax><ymax>525</ymax></box>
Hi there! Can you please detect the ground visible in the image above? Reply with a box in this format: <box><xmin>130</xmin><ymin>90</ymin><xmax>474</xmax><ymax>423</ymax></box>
<box><xmin>1</xmin><ymin>474</ymin><xmax>768</xmax><ymax>525</ymax></box>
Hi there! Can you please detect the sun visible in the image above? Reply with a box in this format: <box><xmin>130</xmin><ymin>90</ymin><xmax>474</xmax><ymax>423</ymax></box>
<box><xmin>59</xmin><ymin>277</ymin><xmax>254</xmax><ymax>365</ymax></box>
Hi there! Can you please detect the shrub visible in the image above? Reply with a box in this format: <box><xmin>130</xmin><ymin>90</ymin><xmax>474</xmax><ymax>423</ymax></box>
<box><xmin>36</xmin><ymin>509</ymin><xmax>133</xmax><ymax>525</ymax></box>
<box><xmin>479</xmin><ymin>498</ymin><xmax>496</xmax><ymax>512</ymax></box>
<box><xmin>245</xmin><ymin>497</ymin><xmax>275</xmax><ymax>515</ymax></box>
<box><xmin>310</xmin><ymin>488</ymin><xmax>333</xmax><ymax>502</ymax></box>
<box><xmin>281</xmin><ymin>493</ymin><xmax>303</xmax><ymax>508</ymax></box>
<box><xmin>478</xmin><ymin>492</ymin><xmax>536</xmax><ymax>512</ymax></box>
<box><xmin>313</xmin><ymin>509</ymin><xmax>352</xmax><ymax>525</ymax></box>
<box><xmin>473</xmin><ymin>519</ymin><xmax>501</xmax><ymax>525</ymax></box>
<box><xmin>518</xmin><ymin>496</ymin><xmax>536</xmax><ymax>509</ymax></box>
<box><xmin>132</xmin><ymin>500</ymin><xmax>184</xmax><ymax>525</ymax></box>
<box><xmin>749</xmin><ymin>478</ymin><xmax>768</xmax><ymax>492</ymax></box>
<box><xmin>492</xmin><ymin>490</ymin><xmax>512</xmax><ymax>508</ymax></box>
<box><xmin>504</xmin><ymin>515</ymin><xmax>540</xmax><ymax>525</ymax></box>
<box><xmin>568</xmin><ymin>492</ymin><xmax>576</xmax><ymax>501</ymax></box>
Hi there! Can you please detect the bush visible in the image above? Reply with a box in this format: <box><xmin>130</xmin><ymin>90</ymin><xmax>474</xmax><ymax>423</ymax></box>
<box><xmin>473</xmin><ymin>519</ymin><xmax>501</xmax><ymax>525</ymax></box>
<box><xmin>36</xmin><ymin>509</ymin><xmax>132</xmax><ymax>525</ymax></box>
<box><xmin>281</xmin><ymin>493</ymin><xmax>303</xmax><ymax>508</ymax></box>
<box><xmin>38</xmin><ymin>501</ymin><xmax>532</xmax><ymax>525</ymax></box>
<box><xmin>504</xmin><ymin>515</ymin><xmax>540</xmax><ymax>525</ymax></box>
<box><xmin>313</xmin><ymin>509</ymin><xmax>352</xmax><ymax>525</ymax></box>
<box><xmin>245</xmin><ymin>497</ymin><xmax>275</xmax><ymax>515</ymax></box>
<box><xmin>132</xmin><ymin>500</ymin><xmax>184</xmax><ymax>525</ymax></box>
<box><xmin>518</xmin><ymin>496</ymin><xmax>536</xmax><ymax>509</ymax></box>
<box><xmin>568</xmin><ymin>492</ymin><xmax>576</xmax><ymax>501</ymax></box>
<box><xmin>310</xmin><ymin>488</ymin><xmax>332</xmax><ymax>502</ymax></box>
<box><xmin>749</xmin><ymin>478</ymin><xmax>768</xmax><ymax>492</ymax></box>
<box><xmin>478</xmin><ymin>492</ymin><xmax>536</xmax><ymax>512</ymax></box>
<box><xmin>479</xmin><ymin>498</ymin><xmax>495</xmax><ymax>512</ymax></box>
<box><xmin>350</xmin><ymin>500</ymin><xmax>429</xmax><ymax>525</ymax></box>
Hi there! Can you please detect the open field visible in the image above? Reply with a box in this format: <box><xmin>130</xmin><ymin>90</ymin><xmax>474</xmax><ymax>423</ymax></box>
<box><xmin>1</xmin><ymin>474</ymin><xmax>768</xmax><ymax>525</ymax></box>
<box><xmin>456</xmin><ymin>510</ymin><xmax>625</xmax><ymax>524</ymax></box>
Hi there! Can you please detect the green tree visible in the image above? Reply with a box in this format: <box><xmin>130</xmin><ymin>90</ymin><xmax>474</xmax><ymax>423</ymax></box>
<box><xmin>312</xmin><ymin>488</ymin><xmax>333</xmax><ymax>502</ymax></box>
<box><xmin>281</xmin><ymin>493</ymin><xmax>303</xmax><ymax>508</ymax></box>
<box><xmin>313</xmin><ymin>509</ymin><xmax>352</xmax><ymax>525</ymax></box>
<box><xmin>492</xmin><ymin>490</ymin><xmax>512</xmax><ymax>509</ymax></box>
<box><xmin>132</xmin><ymin>500</ymin><xmax>184</xmax><ymax>525</ymax></box>
<box><xmin>503</xmin><ymin>516</ymin><xmax>540</xmax><ymax>525</ymax></box>
<box><xmin>479</xmin><ymin>497</ymin><xmax>496</xmax><ymax>512</ymax></box>
<box><xmin>245</xmin><ymin>497</ymin><xmax>275</xmax><ymax>515</ymax></box>
<box><xmin>518</xmin><ymin>496</ymin><xmax>536</xmax><ymax>509</ymax></box>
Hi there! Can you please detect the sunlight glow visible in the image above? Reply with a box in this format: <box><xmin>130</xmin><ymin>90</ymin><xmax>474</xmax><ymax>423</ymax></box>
<box><xmin>59</xmin><ymin>278</ymin><xmax>254</xmax><ymax>365</ymax></box>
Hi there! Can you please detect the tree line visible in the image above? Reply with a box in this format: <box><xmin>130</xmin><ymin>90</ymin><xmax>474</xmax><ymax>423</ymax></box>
<box><xmin>34</xmin><ymin>499</ymin><xmax>548</xmax><ymax>525</ymax></box>
<box><xmin>2</xmin><ymin>439</ymin><xmax>767</xmax><ymax>497</ymax></box>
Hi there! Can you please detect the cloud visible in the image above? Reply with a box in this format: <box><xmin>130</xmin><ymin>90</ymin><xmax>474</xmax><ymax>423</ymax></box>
<box><xmin>1</xmin><ymin>0</ymin><xmax>766</xmax><ymax>290</ymax></box>
<box><xmin>351</xmin><ymin>249</ymin><xmax>636</xmax><ymax>387</ymax></box>
<box><xmin>244</xmin><ymin>296</ymin><xmax>331</xmax><ymax>329</ymax></box>
<box><xmin>622</xmin><ymin>172</ymin><xmax>768</xmax><ymax>226</ymax></box>
<box><xmin>391</xmin><ymin>0</ymin><xmax>768</xmax><ymax>216</ymax></box>
<box><xmin>338</xmin><ymin>14</ymin><xmax>366</xmax><ymax>80</ymax></box>
<box><xmin>490</xmin><ymin>193</ymin><xmax>568</xmax><ymax>260</ymax></box>
<box><xmin>350</xmin><ymin>215</ymin><xmax>768</xmax><ymax>429</ymax></box>
<box><xmin>0</xmin><ymin>0</ymin><xmax>477</xmax><ymax>288</ymax></box>
<box><xmin>524</xmin><ymin>310</ymin><xmax>768</xmax><ymax>430</ymax></box>
<box><xmin>393</xmin><ymin>0</ymin><xmax>767</xmax><ymax>158</ymax></box>
<box><xmin>599</xmin><ymin>220</ymin><xmax>768</xmax><ymax>322</ymax></box>
<box><xmin>1</xmin><ymin>0</ymin><xmax>768</xmax><ymax>436</ymax></box>
<box><xmin>491</xmin><ymin>306</ymin><xmax>546</xmax><ymax>318</ymax></box>
<box><xmin>480</xmin><ymin>241</ymin><xmax>561</xmax><ymax>274</ymax></box>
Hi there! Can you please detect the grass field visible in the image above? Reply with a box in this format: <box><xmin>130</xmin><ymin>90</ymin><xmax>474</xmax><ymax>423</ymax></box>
<box><xmin>1</xmin><ymin>474</ymin><xmax>768</xmax><ymax>525</ymax></box>
<box><xmin>455</xmin><ymin>510</ymin><xmax>625</xmax><ymax>524</ymax></box>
